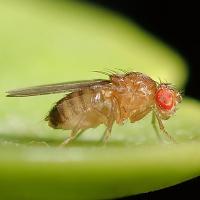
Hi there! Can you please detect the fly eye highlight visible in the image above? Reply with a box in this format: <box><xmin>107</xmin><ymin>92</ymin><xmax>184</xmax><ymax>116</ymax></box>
<box><xmin>155</xmin><ymin>88</ymin><xmax>174</xmax><ymax>110</ymax></box>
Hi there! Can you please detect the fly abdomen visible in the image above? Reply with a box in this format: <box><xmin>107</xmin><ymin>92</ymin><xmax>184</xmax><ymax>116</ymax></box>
<box><xmin>45</xmin><ymin>105</ymin><xmax>66</xmax><ymax>128</ymax></box>
<box><xmin>46</xmin><ymin>89</ymin><xmax>98</xmax><ymax>129</ymax></box>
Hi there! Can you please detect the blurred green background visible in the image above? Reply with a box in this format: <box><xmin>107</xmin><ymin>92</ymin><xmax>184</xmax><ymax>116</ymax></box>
<box><xmin>0</xmin><ymin>0</ymin><xmax>200</xmax><ymax>199</ymax></box>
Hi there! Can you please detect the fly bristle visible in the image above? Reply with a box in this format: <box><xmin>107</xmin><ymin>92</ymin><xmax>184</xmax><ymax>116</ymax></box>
<box><xmin>93</xmin><ymin>68</ymin><xmax>127</xmax><ymax>77</ymax></box>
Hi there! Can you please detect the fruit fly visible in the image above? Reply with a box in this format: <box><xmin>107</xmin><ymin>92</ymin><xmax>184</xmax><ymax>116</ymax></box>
<box><xmin>6</xmin><ymin>71</ymin><xmax>182</xmax><ymax>145</ymax></box>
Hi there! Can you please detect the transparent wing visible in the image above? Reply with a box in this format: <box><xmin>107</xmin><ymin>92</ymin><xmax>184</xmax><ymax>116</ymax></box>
<box><xmin>6</xmin><ymin>79</ymin><xmax>110</xmax><ymax>97</ymax></box>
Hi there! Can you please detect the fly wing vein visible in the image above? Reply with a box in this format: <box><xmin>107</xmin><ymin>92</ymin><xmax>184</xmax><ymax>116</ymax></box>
<box><xmin>6</xmin><ymin>79</ymin><xmax>110</xmax><ymax>97</ymax></box>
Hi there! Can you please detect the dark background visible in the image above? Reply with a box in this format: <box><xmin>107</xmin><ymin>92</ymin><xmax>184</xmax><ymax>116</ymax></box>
<box><xmin>87</xmin><ymin>0</ymin><xmax>200</xmax><ymax>100</ymax></box>
<box><xmin>86</xmin><ymin>1</ymin><xmax>200</xmax><ymax>199</ymax></box>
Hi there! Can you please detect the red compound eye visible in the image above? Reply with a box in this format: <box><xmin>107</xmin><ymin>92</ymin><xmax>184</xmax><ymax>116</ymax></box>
<box><xmin>156</xmin><ymin>88</ymin><xmax>174</xmax><ymax>110</ymax></box>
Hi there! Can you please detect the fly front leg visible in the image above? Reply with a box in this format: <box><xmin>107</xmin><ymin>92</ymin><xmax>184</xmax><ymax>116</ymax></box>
<box><xmin>154</xmin><ymin>112</ymin><xmax>177</xmax><ymax>143</ymax></box>
<box><xmin>151</xmin><ymin>112</ymin><xmax>163</xmax><ymax>143</ymax></box>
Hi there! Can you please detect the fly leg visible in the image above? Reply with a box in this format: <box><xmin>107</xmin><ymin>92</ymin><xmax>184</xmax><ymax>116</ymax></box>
<box><xmin>60</xmin><ymin>116</ymin><xmax>86</xmax><ymax>147</ymax></box>
<box><xmin>101</xmin><ymin>102</ymin><xmax>116</xmax><ymax>143</ymax></box>
<box><xmin>101</xmin><ymin>119</ymin><xmax>114</xmax><ymax>143</ymax></box>
<box><xmin>91</xmin><ymin>108</ymin><xmax>113</xmax><ymax>143</ymax></box>
<box><xmin>154</xmin><ymin>112</ymin><xmax>177</xmax><ymax>143</ymax></box>
<box><xmin>151</xmin><ymin>112</ymin><xmax>163</xmax><ymax>143</ymax></box>
<box><xmin>101</xmin><ymin>96</ymin><xmax>120</xmax><ymax>143</ymax></box>
<box><xmin>60</xmin><ymin>130</ymin><xmax>84</xmax><ymax>147</ymax></box>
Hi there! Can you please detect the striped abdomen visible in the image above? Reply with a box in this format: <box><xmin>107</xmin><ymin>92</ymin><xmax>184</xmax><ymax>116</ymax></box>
<box><xmin>46</xmin><ymin>88</ymin><xmax>112</xmax><ymax>131</ymax></box>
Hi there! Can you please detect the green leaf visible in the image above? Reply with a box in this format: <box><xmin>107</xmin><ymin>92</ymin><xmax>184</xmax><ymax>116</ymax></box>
<box><xmin>1</xmin><ymin>99</ymin><xmax>200</xmax><ymax>200</ymax></box>
<box><xmin>0</xmin><ymin>0</ymin><xmax>198</xmax><ymax>200</ymax></box>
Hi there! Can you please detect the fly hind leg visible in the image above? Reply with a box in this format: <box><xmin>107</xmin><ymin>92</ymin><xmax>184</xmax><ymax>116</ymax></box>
<box><xmin>60</xmin><ymin>129</ymin><xmax>85</xmax><ymax>147</ymax></box>
<box><xmin>60</xmin><ymin>115</ymin><xmax>86</xmax><ymax>147</ymax></box>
